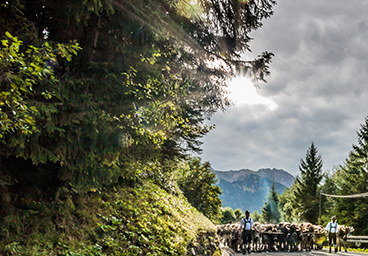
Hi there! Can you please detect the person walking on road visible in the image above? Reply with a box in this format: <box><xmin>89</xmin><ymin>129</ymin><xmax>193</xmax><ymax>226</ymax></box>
<box><xmin>240</xmin><ymin>210</ymin><xmax>254</xmax><ymax>255</ymax></box>
<box><xmin>325</xmin><ymin>216</ymin><xmax>339</xmax><ymax>253</ymax></box>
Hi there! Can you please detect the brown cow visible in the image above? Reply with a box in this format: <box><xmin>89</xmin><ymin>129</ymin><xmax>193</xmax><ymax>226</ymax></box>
<box><xmin>252</xmin><ymin>222</ymin><xmax>262</xmax><ymax>252</ymax></box>
<box><xmin>259</xmin><ymin>224</ymin><xmax>279</xmax><ymax>252</ymax></box>
<box><xmin>230</xmin><ymin>223</ymin><xmax>242</xmax><ymax>252</ymax></box>
<box><xmin>337</xmin><ymin>226</ymin><xmax>354</xmax><ymax>252</ymax></box>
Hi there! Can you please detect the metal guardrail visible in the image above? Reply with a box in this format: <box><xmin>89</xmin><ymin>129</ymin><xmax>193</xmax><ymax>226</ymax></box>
<box><xmin>346</xmin><ymin>235</ymin><xmax>368</xmax><ymax>246</ymax></box>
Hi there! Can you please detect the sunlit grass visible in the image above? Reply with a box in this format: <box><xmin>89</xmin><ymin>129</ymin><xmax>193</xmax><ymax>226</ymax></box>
<box><xmin>0</xmin><ymin>180</ymin><xmax>221</xmax><ymax>255</ymax></box>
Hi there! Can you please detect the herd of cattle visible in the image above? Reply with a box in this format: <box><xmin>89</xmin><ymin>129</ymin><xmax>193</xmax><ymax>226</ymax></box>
<box><xmin>216</xmin><ymin>221</ymin><xmax>354</xmax><ymax>253</ymax></box>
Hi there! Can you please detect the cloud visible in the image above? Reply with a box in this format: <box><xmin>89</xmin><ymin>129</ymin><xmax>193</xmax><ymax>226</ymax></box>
<box><xmin>198</xmin><ymin>0</ymin><xmax>368</xmax><ymax>176</ymax></box>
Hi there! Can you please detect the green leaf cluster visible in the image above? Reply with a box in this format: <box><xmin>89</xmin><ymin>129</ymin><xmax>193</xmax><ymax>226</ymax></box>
<box><xmin>219</xmin><ymin>207</ymin><xmax>237</xmax><ymax>224</ymax></box>
<box><xmin>0</xmin><ymin>32</ymin><xmax>80</xmax><ymax>138</ymax></box>
<box><xmin>176</xmin><ymin>157</ymin><xmax>223</xmax><ymax>223</ymax></box>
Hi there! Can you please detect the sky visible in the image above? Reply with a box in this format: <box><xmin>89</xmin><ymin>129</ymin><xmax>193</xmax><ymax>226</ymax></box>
<box><xmin>198</xmin><ymin>0</ymin><xmax>368</xmax><ymax>177</ymax></box>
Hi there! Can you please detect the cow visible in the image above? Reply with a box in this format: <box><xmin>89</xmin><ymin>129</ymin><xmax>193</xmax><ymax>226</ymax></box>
<box><xmin>230</xmin><ymin>223</ymin><xmax>242</xmax><ymax>252</ymax></box>
<box><xmin>338</xmin><ymin>226</ymin><xmax>354</xmax><ymax>252</ymax></box>
<box><xmin>312</xmin><ymin>225</ymin><xmax>327</xmax><ymax>250</ymax></box>
<box><xmin>217</xmin><ymin>221</ymin><xmax>336</xmax><ymax>253</ymax></box>
<box><xmin>286</xmin><ymin>232</ymin><xmax>299</xmax><ymax>252</ymax></box>
<box><xmin>285</xmin><ymin>223</ymin><xmax>301</xmax><ymax>252</ymax></box>
<box><xmin>259</xmin><ymin>224</ymin><xmax>272</xmax><ymax>251</ymax></box>
<box><xmin>301</xmin><ymin>232</ymin><xmax>314</xmax><ymax>252</ymax></box>
<box><xmin>299</xmin><ymin>222</ymin><xmax>316</xmax><ymax>251</ymax></box>
<box><xmin>276</xmin><ymin>222</ymin><xmax>291</xmax><ymax>251</ymax></box>
<box><xmin>216</xmin><ymin>224</ymin><xmax>232</xmax><ymax>247</ymax></box>
<box><xmin>259</xmin><ymin>224</ymin><xmax>279</xmax><ymax>252</ymax></box>
<box><xmin>252</xmin><ymin>222</ymin><xmax>262</xmax><ymax>252</ymax></box>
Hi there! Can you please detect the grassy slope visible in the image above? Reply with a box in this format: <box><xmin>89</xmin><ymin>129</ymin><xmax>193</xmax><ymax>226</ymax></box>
<box><xmin>0</xmin><ymin>181</ymin><xmax>221</xmax><ymax>255</ymax></box>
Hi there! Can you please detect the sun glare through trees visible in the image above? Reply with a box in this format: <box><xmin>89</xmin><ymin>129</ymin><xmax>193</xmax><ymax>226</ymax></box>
<box><xmin>228</xmin><ymin>76</ymin><xmax>278</xmax><ymax>109</ymax></box>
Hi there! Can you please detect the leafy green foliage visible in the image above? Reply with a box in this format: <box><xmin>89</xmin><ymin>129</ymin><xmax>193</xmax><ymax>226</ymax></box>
<box><xmin>0</xmin><ymin>32</ymin><xmax>80</xmax><ymax>139</ymax></box>
<box><xmin>251</xmin><ymin>211</ymin><xmax>261</xmax><ymax>222</ymax></box>
<box><xmin>278</xmin><ymin>184</ymin><xmax>298</xmax><ymax>222</ymax></box>
<box><xmin>176</xmin><ymin>157</ymin><xmax>222</xmax><ymax>222</ymax></box>
<box><xmin>220</xmin><ymin>207</ymin><xmax>260</xmax><ymax>224</ymax></box>
<box><xmin>220</xmin><ymin>206</ymin><xmax>236</xmax><ymax>224</ymax></box>
<box><xmin>234</xmin><ymin>208</ymin><xmax>243</xmax><ymax>220</ymax></box>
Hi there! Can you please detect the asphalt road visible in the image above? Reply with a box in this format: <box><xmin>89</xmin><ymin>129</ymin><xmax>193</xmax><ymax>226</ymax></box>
<box><xmin>222</xmin><ymin>248</ymin><xmax>367</xmax><ymax>256</ymax></box>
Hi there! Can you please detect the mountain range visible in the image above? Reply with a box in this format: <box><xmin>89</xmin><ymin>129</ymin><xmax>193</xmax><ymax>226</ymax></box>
<box><xmin>214</xmin><ymin>168</ymin><xmax>295</xmax><ymax>213</ymax></box>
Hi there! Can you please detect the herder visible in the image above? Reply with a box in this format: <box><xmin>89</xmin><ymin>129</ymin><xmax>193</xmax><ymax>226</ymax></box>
<box><xmin>240</xmin><ymin>210</ymin><xmax>254</xmax><ymax>254</ymax></box>
<box><xmin>325</xmin><ymin>216</ymin><xmax>339</xmax><ymax>253</ymax></box>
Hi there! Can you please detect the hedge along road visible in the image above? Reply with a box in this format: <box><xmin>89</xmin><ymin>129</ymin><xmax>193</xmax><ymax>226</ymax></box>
<box><xmin>222</xmin><ymin>248</ymin><xmax>368</xmax><ymax>256</ymax></box>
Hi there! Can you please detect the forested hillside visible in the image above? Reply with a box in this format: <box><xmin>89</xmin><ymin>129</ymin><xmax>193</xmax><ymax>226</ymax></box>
<box><xmin>0</xmin><ymin>0</ymin><xmax>276</xmax><ymax>255</ymax></box>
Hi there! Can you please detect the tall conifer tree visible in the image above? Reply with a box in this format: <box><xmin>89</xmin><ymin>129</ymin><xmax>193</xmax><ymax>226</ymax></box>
<box><xmin>293</xmin><ymin>142</ymin><xmax>323</xmax><ymax>223</ymax></box>
<box><xmin>261</xmin><ymin>180</ymin><xmax>280</xmax><ymax>223</ymax></box>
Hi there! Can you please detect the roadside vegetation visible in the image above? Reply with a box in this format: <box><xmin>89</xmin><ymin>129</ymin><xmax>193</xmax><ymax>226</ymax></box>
<box><xmin>0</xmin><ymin>0</ymin><xmax>276</xmax><ymax>255</ymax></box>
<box><xmin>0</xmin><ymin>180</ymin><xmax>221</xmax><ymax>255</ymax></box>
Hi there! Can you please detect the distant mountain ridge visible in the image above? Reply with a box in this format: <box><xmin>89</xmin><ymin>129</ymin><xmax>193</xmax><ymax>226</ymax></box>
<box><xmin>215</xmin><ymin>168</ymin><xmax>295</xmax><ymax>187</ymax></box>
<box><xmin>214</xmin><ymin>168</ymin><xmax>295</xmax><ymax>213</ymax></box>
